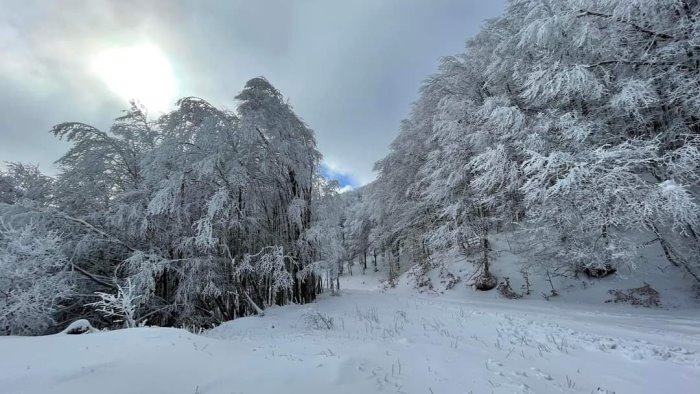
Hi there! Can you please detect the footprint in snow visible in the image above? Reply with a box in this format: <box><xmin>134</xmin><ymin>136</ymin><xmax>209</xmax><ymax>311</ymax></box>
<box><xmin>529</xmin><ymin>367</ymin><xmax>553</xmax><ymax>381</ymax></box>
<box><xmin>486</xmin><ymin>358</ymin><xmax>505</xmax><ymax>376</ymax></box>
<box><xmin>486</xmin><ymin>359</ymin><xmax>503</xmax><ymax>370</ymax></box>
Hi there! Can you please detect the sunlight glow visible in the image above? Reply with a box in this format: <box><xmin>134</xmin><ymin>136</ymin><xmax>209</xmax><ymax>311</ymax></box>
<box><xmin>92</xmin><ymin>44</ymin><xmax>176</xmax><ymax>113</ymax></box>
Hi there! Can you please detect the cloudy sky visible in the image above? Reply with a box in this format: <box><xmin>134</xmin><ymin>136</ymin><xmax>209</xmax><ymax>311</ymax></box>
<box><xmin>1</xmin><ymin>0</ymin><xmax>505</xmax><ymax>187</ymax></box>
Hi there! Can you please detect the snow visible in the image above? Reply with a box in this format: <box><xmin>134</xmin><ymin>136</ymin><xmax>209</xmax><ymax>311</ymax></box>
<box><xmin>60</xmin><ymin>319</ymin><xmax>97</xmax><ymax>335</ymax></box>
<box><xmin>1</xmin><ymin>267</ymin><xmax>698</xmax><ymax>394</ymax></box>
<box><xmin>660</xmin><ymin>179</ymin><xmax>681</xmax><ymax>193</ymax></box>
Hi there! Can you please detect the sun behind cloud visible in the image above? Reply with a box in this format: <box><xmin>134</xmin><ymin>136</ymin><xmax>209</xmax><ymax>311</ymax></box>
<box><xmin>91</xmin><ymin>43</ymin><xmax>176</xmax><ymax>113</ymax></box>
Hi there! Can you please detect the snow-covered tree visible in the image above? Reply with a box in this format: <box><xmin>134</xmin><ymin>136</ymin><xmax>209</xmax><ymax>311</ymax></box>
<box><xmin>365</xmin><ymin>0</ymin><xmax>700</xmax><ymax>288</ymax></box>
<box><xmin>0</xmin><ymin>163</ymin><xmax>54</xmax><ymax>206</ymax></box>
<box><xmin>40</xmin><ymin>78</ymin><xmax>329</xmax><ymax>329</ymax></box>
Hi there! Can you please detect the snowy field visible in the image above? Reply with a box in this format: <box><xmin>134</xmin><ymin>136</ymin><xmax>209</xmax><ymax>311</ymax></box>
<box><xmin>1</xmin><ymin>271</ymin><xmax>698</xmax><ymax>394</ymax></box>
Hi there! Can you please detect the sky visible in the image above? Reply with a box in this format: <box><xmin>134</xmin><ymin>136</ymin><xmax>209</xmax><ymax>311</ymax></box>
<box><xmin>0</xmin><ymin>0</ymin><xmax>506</xmax><ymax>188</ymax></box>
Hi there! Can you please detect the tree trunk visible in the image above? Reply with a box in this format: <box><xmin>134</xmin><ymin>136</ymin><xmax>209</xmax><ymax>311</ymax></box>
<box><xmin>373</xmin><ymin>249</ymin><xmax>378</xmax><ymax>272</ymax></box>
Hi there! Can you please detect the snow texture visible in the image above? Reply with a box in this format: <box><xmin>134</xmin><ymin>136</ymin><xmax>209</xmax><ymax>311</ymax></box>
<box><xmin>0</xmin><ymin>270</ymin><xmax>697</xmax><ymax>394</ymax></box>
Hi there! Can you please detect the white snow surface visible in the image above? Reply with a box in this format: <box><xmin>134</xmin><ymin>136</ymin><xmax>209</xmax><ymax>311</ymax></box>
<box><xmin>1</xmin><ymin>271</ymin><xmax>698</xmax><ymax>394</ymax></box>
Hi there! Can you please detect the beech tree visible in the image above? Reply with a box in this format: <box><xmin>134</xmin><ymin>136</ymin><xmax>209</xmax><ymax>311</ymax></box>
<box><xmin>0</xmin><ymin>77</ymin><xmax>337</xmax><ymax>333</ymax></box>
<box><xmin>366</xmin><ymin>0</ymin><xmax>700</xmax><ymax>287</ymax></box>
<box><xmin>0</xmin><ymin>163</ymin><xmax>54</xmax><ymax>206</ymax></box>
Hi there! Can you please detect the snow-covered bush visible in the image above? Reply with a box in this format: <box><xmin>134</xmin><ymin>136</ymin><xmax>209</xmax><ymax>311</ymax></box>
<box><xmin>606</xmin><ymin>283</ymin><xmax>661</xmax><ymax>308</ymax></box>
<box><xmin>61</xmin><ymin>319</ymin><xmax>98</xmax><ymax>335</ymax></box>
<box><xmin>0</xmin><ymin>220</ymin><xmax>73</xmax><ymax>335</ymax></box>
<box><xmin>302</xmin><ymin>310</ymin><xmax>334</xmax><ymax>330</ymax></box>
<box><xmin>496</xmin><ymin>278</ymin><xmax>522</xmax><ymax>299</ymax></box>
<box><xmin>87</xmin><ymin>279</ymin><xmax>142</xmax><ymax>328</ymax></box>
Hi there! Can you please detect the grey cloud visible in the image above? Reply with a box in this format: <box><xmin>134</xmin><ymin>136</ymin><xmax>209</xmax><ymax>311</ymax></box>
<box><xmin>0</xmin><ymin>0</ymin><xmax>505</xmax><ymax>182</ymax></box>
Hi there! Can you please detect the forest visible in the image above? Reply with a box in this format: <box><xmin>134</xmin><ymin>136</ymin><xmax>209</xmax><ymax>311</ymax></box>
<box><xmin>2</xmin><ymin>0</ymin><xmax>699</xmax><ymax>337</ymax></box>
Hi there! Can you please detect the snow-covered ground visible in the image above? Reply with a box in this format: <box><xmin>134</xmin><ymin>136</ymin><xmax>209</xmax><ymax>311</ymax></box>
<box><xmin>398</xmin><ymin>234</ymin><xmax>700</xmax><ymax>309</ymax></box>
<box><xmin>1</xmin><ymin>268</ymin><xmax>698</xmax><ymax>394</ymax></box>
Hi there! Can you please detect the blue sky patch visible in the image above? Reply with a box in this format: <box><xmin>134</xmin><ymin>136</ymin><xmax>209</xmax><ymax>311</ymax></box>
<box><xmin>320</xmin><ymin>163</ymin><xmax>356</xmax><ymax>190</ymax></box>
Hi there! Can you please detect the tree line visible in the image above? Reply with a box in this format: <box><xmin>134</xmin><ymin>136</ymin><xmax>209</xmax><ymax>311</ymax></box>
<box><xmin>0</xmin><ymin>78</ymin><xmax>348</xmax><ymax>334</ymax></box>
<box><xmin>3</xmin><ymin>0</ymin><xmax>700</xmax><ymax>335</ymax></box>
<box><xmin>362</xmin><ymin>0</ymin><xmax>700</xmax><ymax>289</ymax></box>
